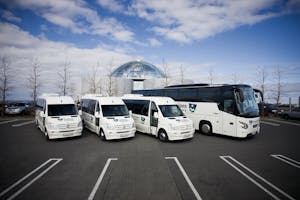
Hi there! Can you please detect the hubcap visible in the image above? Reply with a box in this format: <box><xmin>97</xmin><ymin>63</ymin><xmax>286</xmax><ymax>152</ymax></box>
<box><xmin>202</xmin><ymin>124</ymin><xmax>210</xmax><ymax>134</ymax></box>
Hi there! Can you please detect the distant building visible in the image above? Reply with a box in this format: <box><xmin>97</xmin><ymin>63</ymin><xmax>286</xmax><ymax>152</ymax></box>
<box><xmin>111</xmin><ymin>60</ymin><xmax>166</xmax><ymax>91</ymax></box>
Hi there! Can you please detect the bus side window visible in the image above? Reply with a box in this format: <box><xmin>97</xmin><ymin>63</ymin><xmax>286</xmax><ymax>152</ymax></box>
<box><xmin>141</xmin><ymin>101</ymin><xmax>149</xmax><ymax>116</ymax></box>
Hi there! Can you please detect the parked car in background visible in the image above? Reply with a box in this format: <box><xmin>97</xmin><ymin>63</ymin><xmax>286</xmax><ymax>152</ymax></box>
<box><xmin>5</xmin><ymin>103</ymin><xmax>29</xmax><ymax>115</ymax></box>
<box><xmin>258</xmin><ymin>103</ymin><xmax>282</xmax><ymax>116</ymax></box>
<box><xmin>279</xmin><ymin>107</ymin><xmax>300</xmax><ymax>120</ymax></box>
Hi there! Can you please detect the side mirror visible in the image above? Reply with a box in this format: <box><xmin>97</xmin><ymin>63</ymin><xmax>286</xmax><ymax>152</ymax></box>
<box><xmin>78</xmin><ymin>110</ymin><xmax>82</xmax><ymax>115</ymax></box>
<box><xmin>129</xmin><ymin>110</ymin><xmax>132</xmax><ymax>117</ymax></box>
<box><xmin>95</xmin><ymin>111</ymin><xmax>100</xmax><ymax>117</ymax></box>
<box><xmin>153</xmin><ymin>112</ymin><xmax>158</xmax><ymax>119</ymax></box>
<box><xmin>39</xmin><ymin>112</ymin><xmax>45</xmax><ymax>118</ymax></box>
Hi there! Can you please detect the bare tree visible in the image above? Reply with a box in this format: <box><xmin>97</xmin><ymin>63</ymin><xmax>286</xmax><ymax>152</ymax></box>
<box><xmin>28</xmin><ymin>58</ymin><xmax>42</xmax><ymax>106</ymax></box>
<box><xmin>256</xmin><ymin>66</ymin><xmax>268</xmax><ymax>97</ymax></box>
<box><xmin>58</xmin><ymin>59</ymin><xmax>71</xmax><ymax>96</ymax></box>
<box><xmin>209</xmin><ymin>67</ymin><xmax>214</xmax><ymax>84</ymax></box>
<box><xmin>105</xmin><ymin>60</ymin><xmax>116</xmax><ymax>96</ymax></box>
<box><xmin>273</xmin><ymin>66</ymin><xmax>283</xmax><ymax>105</ymax></box>
<box><xmin>179</xmin><ymin>64</ymin><xmax>185</xmax><ymax>84</ymax></box>
<box><xmin>161</xmin><ymin>58</ymin><xmax>170</xmax><ymax>87</ymax></box>
<box><xmin>88</xmin><ymin>63</ymin><xmax>101</xmax><ymax>94</ymax></box>
<box><xmin>232</xmin><ymin>72</ymin><xmax>238</xmax><ymax>84</ymax></box>
<box><xmin>0</xmin><ymin>56</ymin><xmax>13</xmax><ymax>116</ymax></box>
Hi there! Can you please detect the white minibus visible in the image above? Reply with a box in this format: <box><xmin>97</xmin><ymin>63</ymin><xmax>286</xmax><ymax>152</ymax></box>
<box><xmin>122</xmin><ymin>95</ymin><xmax>194</xmax><ymax>141</ymax></box>
<box><xmin>80</xmin><ymin>95</ymin><xmax>136</xmax><ymax>140</ymax></box>
<box><xmin>35</xmin><ymin>94</ymin><xmax>82</xmax><ymax>139</ymax></box>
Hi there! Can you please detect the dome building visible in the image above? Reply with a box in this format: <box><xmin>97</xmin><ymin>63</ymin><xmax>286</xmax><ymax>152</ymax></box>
<box><xmin>112</xmin><ymin>60</ymin><xmax>166</xmax><ymax>91</ymax></box>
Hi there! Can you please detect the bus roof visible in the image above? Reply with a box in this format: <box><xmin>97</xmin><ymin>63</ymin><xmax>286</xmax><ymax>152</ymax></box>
<box><xmin>39</xmin><ymin>96</ymin><xmax>75</xmax><ymax>105</ymax></box>
<box><xmin>81</xmin><ymin>96</ymin><xmax>125</xmax><ymax>105</ymax></box>
<box><xmin>122</xmin><ymin>96</ymin><xmax>176</xmax><ymax>105</ymax></box>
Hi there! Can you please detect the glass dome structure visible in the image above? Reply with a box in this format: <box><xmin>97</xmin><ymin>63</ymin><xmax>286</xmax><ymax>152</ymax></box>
<box><xmin>111</xmin><ymin>60</ymin><xmax>165</xmax><ymax>80</ymax></box>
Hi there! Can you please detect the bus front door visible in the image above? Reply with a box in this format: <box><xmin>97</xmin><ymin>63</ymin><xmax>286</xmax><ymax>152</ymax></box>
<box><xmin>150</xmin><ymin>102</ymin><xmax>158</xmax><ymax>136</ymax></box>
<box><xmin>222</xmin><ymin>112</ymin><xmax>237</xmax><ymax>136</ymax></box>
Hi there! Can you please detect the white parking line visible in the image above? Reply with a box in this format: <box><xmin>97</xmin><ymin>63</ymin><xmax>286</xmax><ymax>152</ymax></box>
<box><xmin>12</xmin><ymin>120</ymin><xmax>35</xmax><ymax>127</ymax></box>
<box><xmin>220</xmin><ymin>156</ymin><xmax>295</xmax><ymax>200</ymax></box>
<box><xmin>0</xmin><ymin>119</ymin><xmax>19</xmax><ymax>125</ymax></box>
<box><xmin>165</xmin><ymin>157</ymin><xmax>202</xmax><ymax>200</ymax></box>
<box><xmin>88</xmin><ymin>158</ymin><xmax>118</xmax><ymax>200</ymax></box>
<box><xmin>0</xmin><ymin>158</ymin><xmax>63</xmax><ymax>200</ymax></box>
<box><xmin>260</xmin><ymin>121</ymin><xmax>280</xmax><ymax>126</ymax></box>
<box><xmin>271</xmin><ymin>154</ymin><xmax>300</xmax><ymax>169</ymax></box>
<box><xmin>264</xmin><ymin>119</ymin><xmax>300</xmax><ymax>127</ymax></box>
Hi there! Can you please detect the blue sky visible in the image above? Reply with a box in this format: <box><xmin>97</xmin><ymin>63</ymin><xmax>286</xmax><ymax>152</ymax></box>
<box><xmin>0</xmin><ymin>0</ymin><xmax>300</xmax><ymax>103</ymax></box>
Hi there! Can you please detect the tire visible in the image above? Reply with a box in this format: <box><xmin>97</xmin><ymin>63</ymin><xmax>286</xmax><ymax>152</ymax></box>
<box><xmin>284</xmin><ymin>114</ymin><xmax>290</xmax><ymax>120</ymax></box>
<box><xmin>100</xmin><ymin>129</ymin><xmax>106</xmax><ymax>141</ymax></box>
<box><xmin>35</xmin><ymin>120</ymin><xmax>39</xmax><ymax>129</ymax></box>
<box><xmin>199</xmin><ymin>121</ymin><xmax>213</xmax><ymax>135</ymax></box>
<box><xmin>45</xmin><ymin>128</ymin><xmax>50</xmax><ymax>140</ymax></box>
<box><xmin>158</xmin><ymin>130</ymin><xmax>168</xmax><ymax>142</ymax></box>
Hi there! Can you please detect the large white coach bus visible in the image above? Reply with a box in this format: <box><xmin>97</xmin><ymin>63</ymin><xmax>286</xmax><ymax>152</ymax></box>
<box><xmin>122</xmin><ymin>95</ymin><xmax>194</xmax><ymax>141</ymax></box>
<box><xmin>35</xmin><ymin>94</ymin><xmax>83</xmax><ymax>139</ymax></box>
<box><xmin>80</xmin><ymin>95</ymin><xmax>136</xmax><ymax>140</ymax></box>
<box><xmin>133</xmin><ymin>84</ymin><xmax>260</xmax><ymax>138</ymax></box>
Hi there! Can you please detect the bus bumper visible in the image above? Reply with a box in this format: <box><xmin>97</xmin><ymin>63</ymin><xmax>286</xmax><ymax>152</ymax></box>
<box><xmin>168</xmin><ymin>129</ymin><xmax>195</xmax><ymax>141</ymax></box>
<box><xmin>104</xmin><ymin>128</ymin><xmax>136</xmax><ymax>140</ymax></box>
<box><xmin>47</xmin><ymin>128</ymin><xmax>82</xmax><ymax>139</ymax></box>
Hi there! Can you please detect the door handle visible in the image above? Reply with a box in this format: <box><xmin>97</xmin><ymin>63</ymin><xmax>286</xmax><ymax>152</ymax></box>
<box><xmin>229</xmin><ymin>122</ymin><xmax>234</xmax><ymax>125</ymax></box>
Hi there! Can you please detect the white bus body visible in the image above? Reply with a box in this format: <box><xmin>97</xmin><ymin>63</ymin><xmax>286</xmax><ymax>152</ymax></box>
<box><xmin>122</xmin><ymin>96</ymin><xmax>195</xmax><ymax>141</ymax></box>
<box><xmin>35</xmin><ymin>94</ymin><xmax>82</xmax><ymax>139</ymax></box>
<box><xmin>80</xmin><ymin>95</ymin><xmax>136</xmax><ymax>140</ymax></box>
<box><xmin>133</xmin><ymin>84</ymin><xmax>260</xmax><ymax>138</ymax></box>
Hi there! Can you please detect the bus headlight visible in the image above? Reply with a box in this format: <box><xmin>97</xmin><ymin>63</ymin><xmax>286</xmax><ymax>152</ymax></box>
<box><xmin>48</xmin><ymin>123</ymin><xmax>56</xmax><ymax>130</ymax></box>
<box><xmin>169</xmin><ymin>123</ymin><xmax>178</xmax><ymax>131</ymax></box>
<box><xmin>239</xmin><ymin>121</ymin><xmax>248</xmax><ymax>129</ymax></box>
<box><xmin>106</xmin><ymin>123</ymin><xmax>114</xmax><ymax>130</ymax></box>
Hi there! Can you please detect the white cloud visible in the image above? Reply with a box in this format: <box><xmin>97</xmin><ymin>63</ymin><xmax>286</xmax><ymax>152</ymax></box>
<box><xmin>0</xmin><ymin>22</ymin><xmax>134</xmax><ymax>100</ymax></box>
<box><xmin>129</xmin><ymin>0</ymin><xmax>299</xmax><ymax>43</ymax></box>
<box><xmin>97</xmin><ymin>0</ymin><xmax>125</xmax><ymax>12</ymax></box>
<box><xmin>0</xmin><ymin>9</ymin><xmax>22</xmax><ymax>23</ymax></box>
<box><xmin>4</xmin><ymin>0</ymin><xmax>134</xmax><ymax>42</ymax></box>
<box><xmin>147</xmin><ymin>38</ymin><xmax>162</xmax><ymax>47</ymax></box>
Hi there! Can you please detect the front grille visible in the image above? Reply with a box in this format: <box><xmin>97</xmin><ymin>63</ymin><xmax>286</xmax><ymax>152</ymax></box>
<box><xmin>115</xmin><ymin>124</ymin><xmax>132</xmax><ymax>130</ymax></box>
<box><xmin>57</xmin><ymin>123</ymin><xmax>77</xmax><ymax>129</ymax></box>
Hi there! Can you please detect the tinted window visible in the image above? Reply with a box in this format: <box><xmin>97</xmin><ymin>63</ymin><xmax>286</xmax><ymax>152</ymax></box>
<box><xmin>159</xmin><ymin>105</ymin><xmax>184</xmax><ymax>117</ymax></box>
<box><xmin>81</xmin><ymin>99</ymin><xmax>89</xmax><ymax>112</ymax></box>
<box><xmin>101</xmin><ymin>105</ymin><xmax>129</xmax><ymax>117</ymax></box>
<box><xmin>123</xmin><ymin>99</ymin><xmax>149</xmax><ymax>116</ymax></box>
<box><xmin>88</xmin><ymin>100</ymin><xmax>96</xmax><ymax>115</ymax></box>
<box><xmin>48</xmin><ymin>104</ymin><xmax>77</xmax><ymax>116</ymax></box>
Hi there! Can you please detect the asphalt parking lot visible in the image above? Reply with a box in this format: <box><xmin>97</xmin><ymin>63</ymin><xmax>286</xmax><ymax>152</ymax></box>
<box><xmin>0</xmin><ymin>117</ymin><xmax>299</xmax><ymax>200</ymax></box>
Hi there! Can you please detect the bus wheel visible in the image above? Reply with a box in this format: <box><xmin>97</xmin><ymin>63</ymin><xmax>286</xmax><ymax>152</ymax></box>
<box><xmin>100</xmin><ymin>129</ymin><xmax>106</xmax><ymax>141</ymax></box>
<box><xmin>158</xmin><ymin>130</ymin><xmax>168</xmax><ymax>142</ymax></box>
<box><xmin>45</xmin><ymin>129</ymin><xmax>50</xmax><ymax>140</ymax></box>
<box><xmin>200</xmin><ymin>121</ymin><xmax>212</xmax><ymax>135</ymax></box>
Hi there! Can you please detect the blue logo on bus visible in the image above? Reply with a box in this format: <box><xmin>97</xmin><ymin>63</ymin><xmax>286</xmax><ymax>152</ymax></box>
<box><xmin>189</xmin><ymin>103</ymin><xmax>197</xmax><ymax>112</ymax></box>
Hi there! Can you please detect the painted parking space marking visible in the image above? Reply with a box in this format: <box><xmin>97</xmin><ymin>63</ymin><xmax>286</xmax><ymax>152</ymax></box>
<box><xmin>0</xmin><ymin>119</ymin><xmax>20</xmax><ymax>125</ymax></box>
<box><xmin>12</xmin><ymin>120</ymin><xmax>35</xmax><ymax>127</ymax></box>
<box><xmin>165</xmin><ymin>157</ymin><xmax>202</xmax><ymax>200</ymax></box>
<box><xmin>88</xmin><ymin>158</ymin><xmax>118</xmax><ymax>200</ymax></box>
<box><xmin>261</xmin><ymin>121</ymin><xmax>280</xmax><ymax>127</ymax></box>
<box><xmin>0</xmin><ymin>158</ymin><xmax>63</xmax><ymax>200</ymax></box>
<box><xmin>264</xmin><ymin>119</ymin><xmax>300</xmax><ymax>127</ymax></box>
<box><xmin>220</xmin><ymin>156</ymin><xmax>295</xmax><ymax>200</ymax></box>
<box><xmin>271</xmin><ymin>154</ymin><xmax>300</xmax><ymax>169</ymax></box>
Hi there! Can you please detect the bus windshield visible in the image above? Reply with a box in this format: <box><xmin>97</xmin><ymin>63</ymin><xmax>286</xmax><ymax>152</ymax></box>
<box><xmin>102</xmin><ymin>105</ymin><xmax>129</xmax><ymax>117</ymax></box>
<box><xmin>159</xmin><ymin>105</ymin><xmax>184</xmax><ymax>117</ymax></box>
<box><xmin>234</xmin><ymin>87</ymin><xmax>259</xmax><ymax>117</ymax></box>
<box><xmin>48</xmin><ymin>104</ymin><xmax>77</xmax><ymax>116</ymax></box>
